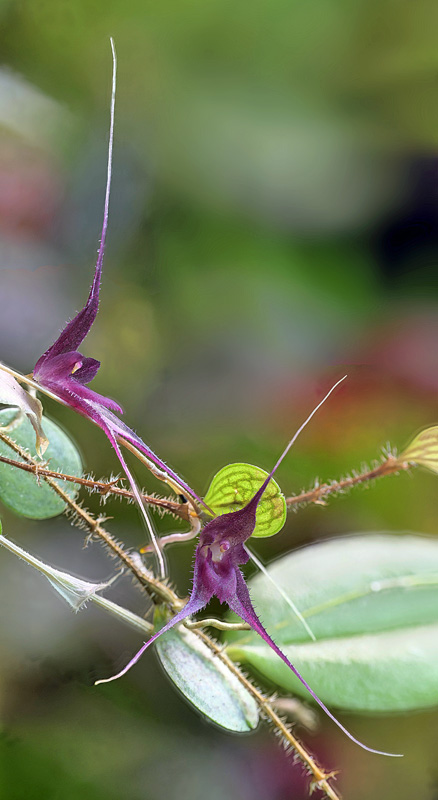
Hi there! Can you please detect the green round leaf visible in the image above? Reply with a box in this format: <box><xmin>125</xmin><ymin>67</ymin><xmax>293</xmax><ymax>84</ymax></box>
<box><xmin>204</xmin><ymin>462</ymin><xmax>287</xmax><ymax>538</ymax></box>
<box><xmin>154</xmin><ymin>609</ymin><xmax>259</xmax><ymax>732</ymax></box>
<box><xmin>225</xmin><ymin>534</ymin><xmax>438</xmax><ymax>711</ymax></box>
<box><xmin>0</xmin><ymin>408</ymin><xmax>82</xmax><ymax>519</ymax></box>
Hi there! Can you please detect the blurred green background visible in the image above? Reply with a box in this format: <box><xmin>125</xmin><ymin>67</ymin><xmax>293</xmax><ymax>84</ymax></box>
<box><xmin>0</xmin><ymin>1</ymin><xmax>438</xmax><ymax>798</ymax></box>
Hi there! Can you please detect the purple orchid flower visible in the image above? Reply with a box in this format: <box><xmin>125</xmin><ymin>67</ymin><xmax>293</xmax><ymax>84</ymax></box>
<box><xmin>96</xmin><ymin>380</ymin><xmax>401</xmax><ymax>759</ymax></box>
<box><xmin>31</xmin><ymin>42</ymin><xmax>206</xmax><ymax>574</ymax></box>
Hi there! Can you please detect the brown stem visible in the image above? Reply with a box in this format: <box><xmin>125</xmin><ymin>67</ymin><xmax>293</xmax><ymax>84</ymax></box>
<box><xmin>286</xmin><ymin>455</ymin><xmax>409</xmax><ymax>509</ymax></box>
<box><xmin>0</xmin><ymin>430</ymin><xmax>181</xmax><ymax>608</ymax></box>
<box><xmin>0</xmin><ymin>451</ymin><xmax>189</xmax><ymax>521</ymax></box>
<box><xmin>193</xmin><ymin>628</ymin><xmax>341</xmax><ymax>800</ymax></box>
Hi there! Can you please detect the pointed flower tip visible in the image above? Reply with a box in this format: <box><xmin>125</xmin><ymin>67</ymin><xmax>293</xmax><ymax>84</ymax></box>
<box><xmin>95</xmin><ymin>656</ymin><xmax>137</xmax><ymax>685</ymax></box>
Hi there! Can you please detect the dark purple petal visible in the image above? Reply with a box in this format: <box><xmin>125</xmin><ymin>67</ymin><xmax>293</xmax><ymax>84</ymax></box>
<box><xmin>228</xmin><ymin>570</ymin><xmax>401</xmax><ymax>757</ymax></box>
<box><xmin>35</xmin><ymin>351</ymin><xmax>101</xmax><ymax>387</ymax></box>
<box><xmin>68</xmin><ymin>382</ymin><xmax>123</xmax><ymax>413</ymax></box>
<box><xmin>195</xmin><ymin>514</ymin><xmax>250</xmax><ymax>601</ymax></box>
<box><xmin>202</xmin><ymin>503</ymin><xmax>257</xmax><ymax>550</ymax></box>
<box><xmin>34</xmin><ymin>351</ymin><xmax>83</xmax><ymax>382</ymax></box>
<box><xmin>72</xmin><ymin>357</ymin><xmax>101</xmax><ymax>384</ymax></box>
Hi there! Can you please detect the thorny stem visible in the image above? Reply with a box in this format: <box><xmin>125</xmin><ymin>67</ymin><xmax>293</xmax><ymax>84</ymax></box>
<box><xmin>272</xmin><ymin>697</ymin><xmax>318</xmax><ymax>732</ymax></box>
<box><xmin>193</xmin><ymin>628</ymin><xmax>341</xmax><ymax>800</ymax></box>
<box><xmin>0</xmin><ymin>450</ymin><xmax>408</xmax><ymax>525</ymax></box>
<box><xmin>0</xmin><ymin>430</ymin><xmax>179</xmax><ymax>608</ymax></box>
<box><xmin>0</xmin><ymin>449</ymin><xmax>202</xmax><ymax>552</ymax></box>
<box><xmin>286</xmin><ymin>454</ymin><xmax>409</xmax><ymax>509</ymax></box>
<box><xmin>0</xmin><ymin>452</ymin><xmax>189</xmax><ymax>521</ymax></box>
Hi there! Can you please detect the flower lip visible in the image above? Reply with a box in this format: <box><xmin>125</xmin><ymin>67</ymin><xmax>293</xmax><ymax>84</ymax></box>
<box><xmin>34</xmin><ymin>351</ymin><xmax>100</xmax><ymax>384</ymax></box>
<box><xmin>203</xmin><ymin>539</ymin><xmax>231</xmax><ymax>564</ymax></box>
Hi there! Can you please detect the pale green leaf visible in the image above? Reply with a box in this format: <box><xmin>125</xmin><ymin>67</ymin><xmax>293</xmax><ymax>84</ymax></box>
<box><xmin>225</xmin><ymin>534</ymin><xmax>438</xmax><ymax>711</ymax></box>
<box><xmin>155</xmin><ymin>608</ymin><xmax>259</xmax><ymax>731</ymax></box>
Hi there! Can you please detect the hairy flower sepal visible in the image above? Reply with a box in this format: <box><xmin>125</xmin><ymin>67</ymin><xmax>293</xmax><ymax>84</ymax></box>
<box><xmin>31</xmin><ymin>43</ymin><xmax>204</xmax><ymax>506</ymax></box>
<box><xmin>96</xmin><ymin>378</ymin><xmax>401</xmax><ymax>758</ymax></box>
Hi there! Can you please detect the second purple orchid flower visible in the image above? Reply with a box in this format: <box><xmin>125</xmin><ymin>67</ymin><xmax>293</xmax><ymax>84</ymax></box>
<box><xmin>96</xmin><ymin>379</ymin><xmax>400</xmax><ymax>758</ymax></box>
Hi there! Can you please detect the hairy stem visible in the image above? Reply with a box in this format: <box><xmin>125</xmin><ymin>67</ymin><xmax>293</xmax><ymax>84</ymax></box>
<box><xmin>0</xmin><ymin>430</ymin><xmax>180</xmax><ymax>607</ymax></box>
<box><xmin>286</xmin><ymin>454</ymin><xmax>408</xmax><ymax>509</ymax></box>
<box><xmin>0</xmin><ymin>450</ymin><xmax>408</xmax><ymax>525</ymax></box>
<box><xmin>0</xmin><ymin>451</ymin><xmax>189</xmax><ymax>520</ymax></box>
<box><xmin>193</xmin><ymin>628</ymin><xmax>341</xmax><ymax>800</ymax></box>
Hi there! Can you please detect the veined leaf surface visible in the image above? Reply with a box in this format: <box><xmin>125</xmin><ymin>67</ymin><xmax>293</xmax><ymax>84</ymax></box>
<box><xmin>225</xmin><ymin>534</ymin><xmax>438</xmax><ymax>711</ymax></box>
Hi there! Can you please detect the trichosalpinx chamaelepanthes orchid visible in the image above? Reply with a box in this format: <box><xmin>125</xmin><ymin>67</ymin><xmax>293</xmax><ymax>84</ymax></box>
<box><xmin>31</xmin><ymin>42</ymin><xmax>206</xmax><ymax>574</ymax></box>
<box><xmin>96</xmin><ymin>379</ymin><xmax>401</xmax><ymax>759</ymax></box>
<box><xmin>30</xmin><ymin>43</ymin><xmax>399</xmax><ymax>758</ymax></box>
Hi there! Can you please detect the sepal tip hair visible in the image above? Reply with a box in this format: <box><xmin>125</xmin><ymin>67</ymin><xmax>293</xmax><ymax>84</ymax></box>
<box><xmin>96</xmin><ymin>377</ymin><xmax>402</xmax><ymax>757</ymax></box>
